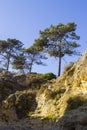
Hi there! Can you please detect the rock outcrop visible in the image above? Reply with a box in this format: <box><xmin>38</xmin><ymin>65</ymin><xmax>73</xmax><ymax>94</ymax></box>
<box><xmin>33</xmin><ymin>50</ymin><xmax>87</xmax><ymax>130</ymax></box>
<box><xmin>1</xmin><ymin>51</ymin><xmax>87</xmax><ymax>130</ymax></box>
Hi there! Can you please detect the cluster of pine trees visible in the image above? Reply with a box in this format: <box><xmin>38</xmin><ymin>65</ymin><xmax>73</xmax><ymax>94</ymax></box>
<box><xmin>0</xmin><ymin>22</ymin><xmax>80</xmax><ymax>76</ymax></box>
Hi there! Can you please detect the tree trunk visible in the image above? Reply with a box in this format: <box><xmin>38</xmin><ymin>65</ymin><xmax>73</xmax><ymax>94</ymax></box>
<box><xmin>29</xmin><ymin>60</ymin><xmax>33</xmax><ymax>73</ymax></box>
<box><xmin>58</xmin><ymin>41</ymin><xmax>62</xmax><ymax>77</ymax></box>
<box><xmin>58</xmin><ymin>56</ymin><xmax>61</xmax><ymax>77</ymax></box>
<box><xmin>6</xmin><ymin>52</ymin><xmax>11</xmax><ymax>71</ymax></box>
<box><xmin>29</xmin><ymin>64</ymin><xmax>32</xmax><ymax>73</ymax></box>
<box><xmin>6</xmin><ymin>58</ymin><xmax>10</xmax><ymax>71</ymax></box>
<box><xmin>29</xmin><ymin>54</ymin><xmax>35</xmax><ymax>74</ymax></box>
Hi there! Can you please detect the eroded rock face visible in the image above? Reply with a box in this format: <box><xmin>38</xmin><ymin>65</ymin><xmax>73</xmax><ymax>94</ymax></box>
<box><xmin>1</xmin><ymin>51</ymin><xmax>87</xmax><ymax>130</ymax></box>
<box><xmin>1</xmin><ymin>90</ymin><xmax>37</xmax><ymax>121</ymax></box>
<box><xmin>34</xmin><ymin>51</ymin><xmax>87</xmax><ymax>129</ymax></box>
<box><xmin>50</xmin><ymin>51</ymin><xmax>87</xmax><ymax>130</ymax></box>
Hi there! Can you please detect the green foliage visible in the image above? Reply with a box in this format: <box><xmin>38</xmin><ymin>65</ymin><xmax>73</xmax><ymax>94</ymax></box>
<box><xmin>0</xmin><ymin>38</ymin><xmax>24</xmax><ymax>71</ymax></box>
<box><xmin>14</xmin><ymin>72</ymin><xmax>56</xmax><ymax>90</ymax></box>
<box><xmin>26</xmin><ymin>74</ymin><xmax>44</xmax><ymax>89</ymax></box>
<box><xmin>0</xmin><ymin>81</ymin><xmax>16</xmax><ymax>102</ymax></box>
<box><xmin>23</xmin><ymin>45</ymin><xmax>47</xmax><ymax>73</ymax></box>
<box><xmin>25</xmin><ymin>73</ymin><xmax>55</xmax><ymax>89</ymax></box>
<box><xmin>0</xmin><ymin>22</ymin><xmax>80</xmax><ymax>75</ymax></box>
<box><xmin>0</xmin><ymin>67</ymin><xmax>5</xmax><ymax>73</ymax></box>
<box><xmin>12</xmin><ymin>53</ymin><xmax>26</xmax><ymax>71</ymax></box>
<box><xmin>35</xmin><ymin>22</ymin><xmax>80</xmax><ymax>76</ymax></box>
<box><xmin>42</xmin><ymin>73</ymin><xmax>56</xmax><ymax>81</ymax></box>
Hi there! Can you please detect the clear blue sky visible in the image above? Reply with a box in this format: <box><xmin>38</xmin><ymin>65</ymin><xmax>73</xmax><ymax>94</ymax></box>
<box><xmin>0</xmin><ymin>0</ymin><xmax>87</xmax><ymax>75</ymax></box>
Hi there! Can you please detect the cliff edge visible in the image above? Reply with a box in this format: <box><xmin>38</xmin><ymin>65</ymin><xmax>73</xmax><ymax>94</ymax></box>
<box><xmin>1</xmin><ymin>51</ymin><xmax>87</xmax><ymax>130</ymax></box>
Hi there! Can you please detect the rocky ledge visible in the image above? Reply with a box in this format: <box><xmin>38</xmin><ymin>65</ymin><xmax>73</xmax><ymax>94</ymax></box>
<box><xmin>1</xmin><ymin>51</ymin><xmax>87</xmax><ymax>130</ymax></box>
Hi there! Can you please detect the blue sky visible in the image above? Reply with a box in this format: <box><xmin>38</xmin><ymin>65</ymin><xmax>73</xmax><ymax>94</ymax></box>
<box><xmin>0</xmin><ymin>0</ymin><xmax>87</xmax><ymax>75</ymax></box>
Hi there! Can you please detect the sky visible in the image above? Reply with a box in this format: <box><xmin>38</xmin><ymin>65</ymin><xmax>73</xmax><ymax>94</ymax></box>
<box><xmin>0</xmin><ymin>0</ymin><xmax>87</xmax><ymax>75</ymax></box>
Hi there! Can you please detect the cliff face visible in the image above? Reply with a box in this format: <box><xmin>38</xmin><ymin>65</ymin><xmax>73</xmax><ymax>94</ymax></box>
<box><xmin>32</xmin><ymin>50</ymin><xmax>87</xmax><ymax>130</ymax></box>
<box><xmin>1</xmin><ymin>51</ymin><xmax>87</xmax><ymax>130</ymax></box>
<box><xmin>52</xmin><ymin>51</ymin><xmax>87</xmax><ymax>130</ymax></box>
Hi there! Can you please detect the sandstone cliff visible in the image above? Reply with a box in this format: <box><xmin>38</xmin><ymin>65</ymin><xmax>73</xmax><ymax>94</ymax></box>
<box><xmin>1</xmin><ymin>51</ymin><xmax>87</xmax><ymax>130</ymax></box>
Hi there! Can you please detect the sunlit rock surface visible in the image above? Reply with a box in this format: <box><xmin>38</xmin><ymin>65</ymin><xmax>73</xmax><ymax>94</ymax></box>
<box><xmin>1</xmin><ymin>51</ymin><xmax>87</xmax><ymax>129</ymax></box>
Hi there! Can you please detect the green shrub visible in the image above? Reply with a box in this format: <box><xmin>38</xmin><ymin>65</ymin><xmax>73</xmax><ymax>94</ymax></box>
<box><xmin>0</xmin><ymin>81</ymin><xmax>17</xmax><ymax>102</ymax></box>
<box><xmin>25</xmin><ymin>73</ymin><xmax>56</xmax><ymax>89</ymax></box>
<box><xmin>26</xmin><ymin>74</ymin><xmax>44</xmax><ymax>89</ymax></box>
<box><xmin>42</xmin><ymin>73</ymin><xmax>56</xmax><ymax>81</ymax></box>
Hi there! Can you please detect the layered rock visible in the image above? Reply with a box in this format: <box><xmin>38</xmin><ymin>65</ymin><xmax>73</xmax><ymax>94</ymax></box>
<box><xmin>1</xmin><ymin>51</ymin><xmax>87</xmax><ymax>130</ymax></box>
<box><xmin>33</xmin><ymin>50</ymin><xmax>87</xmax><ymax>130</ymax></box>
